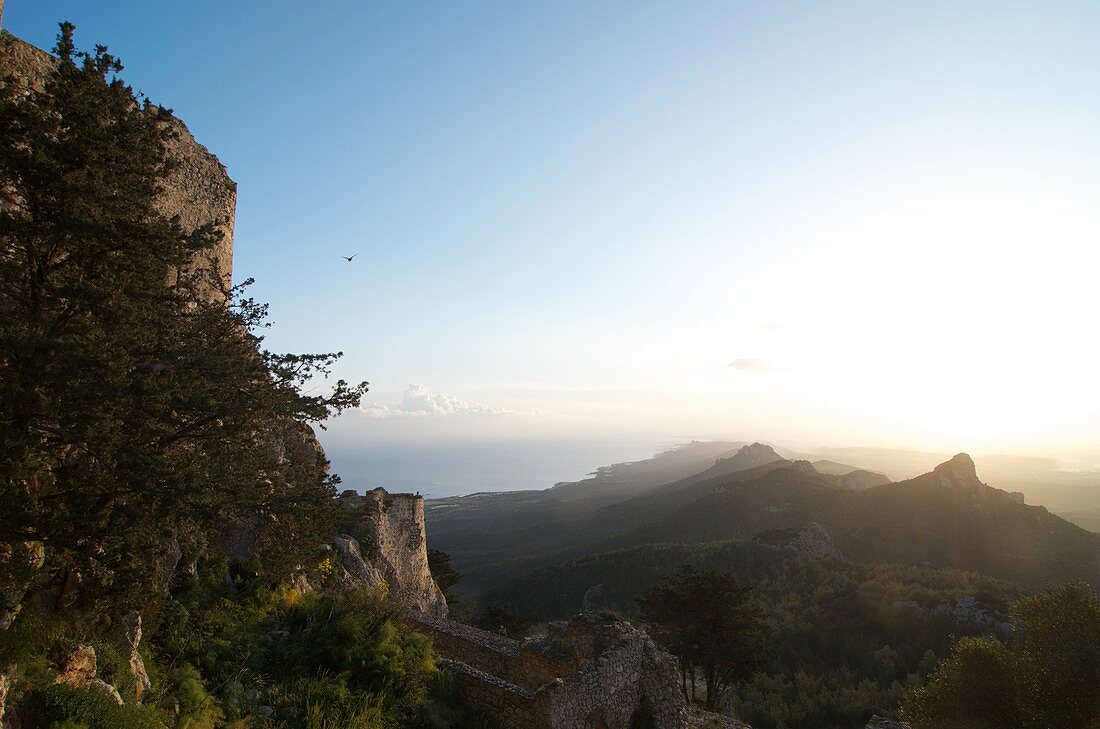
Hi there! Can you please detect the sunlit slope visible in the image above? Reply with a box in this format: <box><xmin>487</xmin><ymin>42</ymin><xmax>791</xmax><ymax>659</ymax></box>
<box><xmin>424</xmin><ymin>441</ymin><xmax>748</xmax><ymax>582</ymax></box>
<box><xmin>427</xmin><ymin>444</ymin><xmax>1099</xmax><ymax>595</ymax></box>
<box><xmin>608</xmin><ymin>454</ymin><xmax>1099</xmax><ymax>587</ymax></box>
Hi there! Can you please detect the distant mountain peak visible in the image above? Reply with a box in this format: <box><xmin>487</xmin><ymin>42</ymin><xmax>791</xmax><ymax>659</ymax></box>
<box><xmin>724</xmin><ymin>442</ymin><xmax>783</xmax><ymax>467</ymax></box>
<box><xmin>934</xmin><ymin>453</ymin><xmax>982</xmax><ymax>489</ymax></box>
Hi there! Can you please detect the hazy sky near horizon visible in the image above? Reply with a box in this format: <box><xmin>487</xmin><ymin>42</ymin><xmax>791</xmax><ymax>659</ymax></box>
<box><xmin>8</xmin><ymin>2</ymin><xmax>1100</xmax><ymax>467</ymax></box>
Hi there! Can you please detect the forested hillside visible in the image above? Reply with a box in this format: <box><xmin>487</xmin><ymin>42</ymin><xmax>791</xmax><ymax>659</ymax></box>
<box><xmin>429</xmin><ymin>444</ymin><xmax>1099</xmax><ymax>727</ymax></box>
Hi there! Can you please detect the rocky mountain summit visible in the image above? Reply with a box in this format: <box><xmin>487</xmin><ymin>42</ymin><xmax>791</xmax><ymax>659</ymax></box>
<box><xmin>934</xmin><ymin>453</ymin><xmax>983</xmax><ymax>489</ymax></box>
<box><xmin>717</xmin><ymin>443</ymin><xmax>785</xmax><ymax>471</ymax></box>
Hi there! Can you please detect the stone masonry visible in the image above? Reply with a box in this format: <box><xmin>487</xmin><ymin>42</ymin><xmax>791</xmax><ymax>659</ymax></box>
<box><xmin>335</xmin><ymin>488</ymin><xmax>448</xmax><ymax>617</ymax></box>
<box><xmin>413</xmin><ymin>611</ymin><xmax>714</xmax><ymax>728</ymax></box>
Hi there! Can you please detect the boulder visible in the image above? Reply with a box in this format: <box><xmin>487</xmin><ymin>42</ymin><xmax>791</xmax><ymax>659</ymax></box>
<box><xmin>53</xmin><ymin>645</ymin><xmax>123</xmax><ymax>707</ymax></box>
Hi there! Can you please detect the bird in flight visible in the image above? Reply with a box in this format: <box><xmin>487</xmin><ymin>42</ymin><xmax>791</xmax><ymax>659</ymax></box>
<box><xmin>342</xmin><ymin>254</ymin><xmax>358</xmax><ymax>262</ymax></box>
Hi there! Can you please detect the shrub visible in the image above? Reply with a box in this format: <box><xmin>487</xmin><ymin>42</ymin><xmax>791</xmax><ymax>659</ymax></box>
<box><xmin>20</xmin><ymin>683</ymin><xmax>162</xmax><ymax>729</ymax></box>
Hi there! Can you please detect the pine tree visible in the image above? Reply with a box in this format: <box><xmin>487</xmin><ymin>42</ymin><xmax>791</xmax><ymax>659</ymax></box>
<box><xmin>0</xmin><ymin>24</ymin><xmax>367</xmax><ymax>621</ymax></box>
<box><xmin>637</xmin><ymin>564</ymin><xmax>771</xmax><ymax>711</ymax></box>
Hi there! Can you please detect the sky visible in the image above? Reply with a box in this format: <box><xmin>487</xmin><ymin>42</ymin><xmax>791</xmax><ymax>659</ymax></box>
<box><xmin>6</xmin><ymin>2</ymin><xmax>1100</xmax><ymax>492</ymax></box>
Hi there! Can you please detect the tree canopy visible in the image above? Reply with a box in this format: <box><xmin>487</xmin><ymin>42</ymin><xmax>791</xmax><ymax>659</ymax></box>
<box><xmin>900</xmin><ymin>580</ymin><xmax>1100</xmax><ymax>728</ymax></box>
<box><xmin>637</xmin><ymin>564</ymin><xmax>771</xmax><ymax>711</ymax></box>
<box><xmin>0</xmin><ymin>23</ymin><xmax>367</xmax><ymax>623</ymax></box>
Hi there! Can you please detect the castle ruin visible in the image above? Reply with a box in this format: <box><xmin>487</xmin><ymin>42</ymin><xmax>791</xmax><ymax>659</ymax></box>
<box><xmin>0</xmin><ymin>23</ymin><xmax>749</xmax><ymax>728</ymax></box>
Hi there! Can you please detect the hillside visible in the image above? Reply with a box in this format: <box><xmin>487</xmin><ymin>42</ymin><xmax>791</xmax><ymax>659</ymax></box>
<box><xmin>426</xmin><ymin>440</ymin><xmax>750</xmax><ymax>588</ymax></box>
<box><xmin>456</xmin><ymin>452</ymin><xmax>1099</xmax><ymax>727</ymax></box>
<box><xmin>427</xmin><ymin>439</ymin><xmax>747</xmax><ymax>535</ymax></box>
<box><xmin>480</xmin><ymin>540</ymin><xmax>1026</xmax><ymax>728</ymax></box>
<box><xmin>429</xmin><ymin>445</ymin><xmax>1100</xmax><ymax>597</ymax></box>
<box><xmin>600</xmin><ymin>454</ymin><xmax>1099</xmax><ymax>588</ymax></box>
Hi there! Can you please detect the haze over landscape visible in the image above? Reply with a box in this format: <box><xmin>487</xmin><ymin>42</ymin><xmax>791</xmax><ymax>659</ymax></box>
<box><xmin>4</xmin><ymin>2</ymin><xmax>1100</xmax><ymax>728</ymax></box>
<box><xmin>9</xmin><ymin>1</ymin><xmax>1100</xmax><ymax>502</ymax></box>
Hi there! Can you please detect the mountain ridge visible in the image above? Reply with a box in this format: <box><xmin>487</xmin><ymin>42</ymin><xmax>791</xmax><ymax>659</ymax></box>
<box><xmin>427</xmin><ymin>444</ymin><xmax>1100</xmax><ymax>595</ymax></box>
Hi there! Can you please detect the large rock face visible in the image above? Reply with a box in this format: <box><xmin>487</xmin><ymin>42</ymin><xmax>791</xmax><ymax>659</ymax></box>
<box><xmin>0</xmin><ymin>27</ymin><xmax>333</xmax><ymax>602</ymax></box>
<box><xmin>934</xmin><ymin>453</ymin><xmax>983</xmax><ymax>491</ymax></box>
<box><xmin>336</xmin><ymin>489</ymin><xmax>448</xmax><ymax>617</ymax></box>
<box><xmin>0</xmin><ymin>33</ymin><xmax>236</xmax><ymax>297</ymax></box>
<box><xmin>716</xmin><ymin>443</ymin><xmax>784</xmax><ymax>472</ymax></box>
<box><xmin>53</xmin><ymin>645</ymin><xmax>124</xmax><ymax>707</ymax></box>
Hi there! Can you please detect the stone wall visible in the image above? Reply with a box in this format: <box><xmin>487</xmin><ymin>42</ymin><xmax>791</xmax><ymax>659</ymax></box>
<box><xmin>412</xmin><ymin>611</ymin><xmax>702</xmax><ymax>729</ymax></box>
<box><xmin>541</xmin><ymin>614</ymin><xmax>685</xmax><ymax>729</ymax></box>
<box><xmin>336</xmin><ymin>489</ymin><xmax>448</xmax><ymax>617</ymax></box>
<box><xmin>444</xmin><ymin>660</ymin><xmax>551</xmax><ymax>727</ymax></box>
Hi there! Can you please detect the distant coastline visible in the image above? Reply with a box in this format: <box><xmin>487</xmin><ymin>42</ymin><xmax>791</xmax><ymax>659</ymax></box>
<box><xmin>325</xmin><ymin>437</ymin><xmax>664</xmax><ymax>499</ymax></box>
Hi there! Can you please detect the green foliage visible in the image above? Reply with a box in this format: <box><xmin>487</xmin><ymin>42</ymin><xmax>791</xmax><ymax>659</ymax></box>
<box><xmin>0</xmin><ymin>609</ymin><xmax>72</xmax><ymax>666</ymax></box>
<box><xmin>0</xmin><ymin>21</ymin><xmax>367</xmax><ymax>621</ymax></box>
<box><xmin>638</xmin><ymin>565</ymin><xmax>770</xmax><ymax>710</ymax></box>
<box><xmin>143</xmin><ymin>567</ymin><xmax>471</xmax><ymax>727</ymax></box>
<box><xmin>1011</xmin><ymin>580</ymin><xmax>1100</xmax><ymax>725</ymax></box>
<box><xmin>405</xmin><ymin>671</ymin><xmax>504</xmax><ymax>729</ymax></box>
<box><xmin>265</xmin><ymin>676</ymin><xmax>386</xmax><ymax>729</ymax></box>
<box><xmin>426</xmin><ymin>549</ymin><xmax>461</xmax><ymax>597</ymax></box>
<box><xmin>20</xmin><ymin>683</ymin><xmax>162</xmax><ymax>729</ymax></box>
<box><xmin>473</xmin><ymin>604</ymin><xmax>533</xmax><ymax>639</ymax></box>
<box><xmin>901</xmin><ymin>580</ymin><xmax>1100</xmax><ymax>729</ymax></box>
<box><xmin>153</xmin><ymin>663</ymin><xmax>226</xmax><ymax>729</ymax></box>
<box><xmin>481</xmin><ymin>539</ymin><xmax>1023</xmax><ymax>727</ymax></box>
<box><xmin>900</xmin><ymin>635</ymin><xmax>1022</xmax><ymax>729</ymax></box>
<box><xmin>0</xmin><ymin>24</ymin><xmax>472</xmax><ymax>729</ymax></box>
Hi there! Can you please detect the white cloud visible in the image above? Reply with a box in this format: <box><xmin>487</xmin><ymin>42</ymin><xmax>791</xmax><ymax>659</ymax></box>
<box><xmin>362</xmin><ymin>384</ymin><xmax>512</xmax><ymax>418</ymax></box>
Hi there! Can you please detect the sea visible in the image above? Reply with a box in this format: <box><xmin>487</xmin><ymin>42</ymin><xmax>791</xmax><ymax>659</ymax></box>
<box><xmin>323</xmin><ymin>437</ymin><xmax>664</xmax><ymax>499</ymax></box>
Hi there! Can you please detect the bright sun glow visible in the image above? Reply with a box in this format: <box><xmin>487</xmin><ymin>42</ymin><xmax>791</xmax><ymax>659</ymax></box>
<box><xmin>710</xmin><ymin>177</ymin><xmax>1100</xmax><ymax>451</ymax></box>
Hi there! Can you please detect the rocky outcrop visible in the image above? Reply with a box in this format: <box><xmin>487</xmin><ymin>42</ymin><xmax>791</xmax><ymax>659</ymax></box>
<box><xmin>934</xmin><ymin>453</ymin><xmax>983</xmax><ymax>491</ymax></box>
<box><xmin>933</xmin><ymin>453</ymin><xmax>1027</xmax><ymax>505</ymax></box>
<box><xmin>714</xmin><ymin>443</ymin><xmax>784</xmax><ymax>472</ymax></box>
<box><xmin>0</xmin><ymin>665</ymin><xmax>14</xmax><ymax>727</ymax></box>
<box><xmin>753</xmin><ymin>523</ymin><xmax>843</xmax><ymax>560</ymax></box>
<box><xmin>332</xmin><ymin>534</ymin><xmax>378</xmax><ymax>584</ymax></box>
<box><xmin>53</xmin><ymin>645</ymin><xmax>124</xmax><ymax>707</ymax></box>
<box><xmin>891</xmin><ymin>595</ymin><xmax>1011</xmax><ymax>635</ymax></box>
<box><xmin>0</xmin><ymin>33</ymin><xmax>235</xmax><ymax>297</ymax></box>
<box><xmin>335</xmin><ymin>489</ymin><xmax>447</xmax><ymax>617</ymax></box>
<box><xmin>121</xmin><ymin>612</ymin><xmax>151</xmax><ymax>703</ymax></box>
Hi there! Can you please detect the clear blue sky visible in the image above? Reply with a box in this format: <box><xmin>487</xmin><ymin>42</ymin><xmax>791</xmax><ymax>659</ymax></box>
<box><xmin>7</xmin><ymin>2</ymin><xmax>1100</xmax><ymax>490</ymax></box>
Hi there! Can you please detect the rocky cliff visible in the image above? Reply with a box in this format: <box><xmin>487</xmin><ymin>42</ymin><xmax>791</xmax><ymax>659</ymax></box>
<box><xmin>0</xmin><ymin>32</ymin><xmax>236</xmax><ymax>295</ymax></box>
